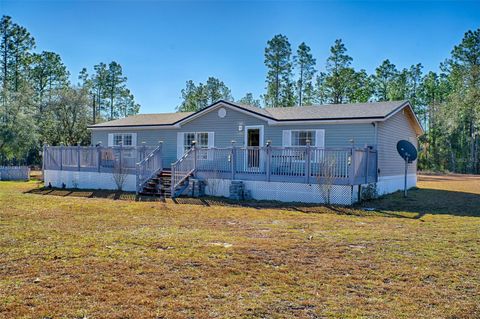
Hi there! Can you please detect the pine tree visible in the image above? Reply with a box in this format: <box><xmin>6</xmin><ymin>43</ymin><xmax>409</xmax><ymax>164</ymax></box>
<box><xmin>324</xmin><ymin>39</ymin><xmax>354</xmax><ymax>104</ymax></box>
<box><xmin>106</xmin><ymin>61</ymin><xmax>127</xmax><ymax>120</ymax></box>
<box><xmin>294</xmin><ymin>42</ymin><xmax>316</xmax><ymax>106</ymax></box>
<box><xmin>238</xmin><ymin>93</ymin><xmax>261</xmax><ymax>107</ymax></box>
<box><xmin>264</xmin><ymin>34</ymin><xmax>293</xmax><ymax>107</ymax></box>
<box><xmin>373</xmin><ymin>59</ymin><xmax>398</xmax><ymax>101</ymax></box>
<box><xmin>177</xmin><ymin>77</ymin><xmax>232</xmax><ymax>112</ymax></box>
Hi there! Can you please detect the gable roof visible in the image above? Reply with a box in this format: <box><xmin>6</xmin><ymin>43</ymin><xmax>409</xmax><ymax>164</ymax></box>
<box><xmin>88</xmin><ymin>112</ymin><xmax>194</xmax><ymax>128</ymax></box>
<box><xmin>88</xmin><ymin>100</ymin><xmax>423</xmax><ymax>134</ymax></box>
<box><xmin>264</xmin><ymin>101</ymin><xmax>409</xmax><ymax>121</ymax></box>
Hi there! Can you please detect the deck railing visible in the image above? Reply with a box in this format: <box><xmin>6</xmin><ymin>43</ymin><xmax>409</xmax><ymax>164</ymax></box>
<box><xmin>171</xmin><ymin>147</ymin><xmax>196</xmax><ymax>196</ymax></box>
<box><xmin>136</xmin><ymin>143</ymin><xmax>164</xmax><ymax>194</ymax></box>
<box><xmin>181</xmin><ymin>144</ymin><xmax>377</xmax><ymax>186</ymax></box>
<box><xmin>43</xmin><ymin>144</ymin><xmax>159</xmax><ymax>174</ymax></box>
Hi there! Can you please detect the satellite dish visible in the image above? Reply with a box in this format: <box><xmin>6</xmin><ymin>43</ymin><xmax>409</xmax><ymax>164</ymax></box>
<box><xmin>396</xmin><ymin>140</ymin><xmax>418</xmax><ymax>198</ymax></box>
<box><xmin>397</xmin><ymin>140</ymin><xmax>417</xmax><ymax>163</ymax></box>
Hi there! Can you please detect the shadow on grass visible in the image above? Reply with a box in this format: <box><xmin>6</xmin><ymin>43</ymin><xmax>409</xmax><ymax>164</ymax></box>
<box><xmin>26</xmin><ymin>185</ymin><xmax>480</xmax><ymax>218</ymax></box>
<box><xmin>27</xmin><ymin>187</ymin><xmax>139</xmax><ymax>201</ymax></box>
<box><xmin>357</xmin><ymin>188</ymin><xmax>480</xmax><ymax>218</ymax></box>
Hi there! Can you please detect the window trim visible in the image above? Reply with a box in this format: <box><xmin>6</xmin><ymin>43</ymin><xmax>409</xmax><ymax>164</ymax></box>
<box><xmin>112</xmin><ymin>133</ymin><xmax>135</xmax><ymax>147</ymax></box>
<box><xmin>290</xmin><ymin>129</ymin><xmax>316</xmax><ymax>147</ymax></box>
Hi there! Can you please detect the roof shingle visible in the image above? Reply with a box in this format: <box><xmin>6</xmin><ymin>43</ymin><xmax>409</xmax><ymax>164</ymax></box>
<box><xmin>89</xmin><ymin>100</ymin><xmax>409</xmax><ymax>128</ymax></box>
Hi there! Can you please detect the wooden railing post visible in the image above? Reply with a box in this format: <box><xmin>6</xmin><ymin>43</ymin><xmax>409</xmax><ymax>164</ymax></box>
<box><xmin>349</xmin><ymin>147</ymin><xmax>355</xmax><ymax>185</ymax></box>
<box><xmin>305</xmin><ymin>140</ymin><xmax>311</xmax><ymax>184</ymax></box>
<box><xmin>171</xmin><ymin>163</ymin><xmax>175</xmax><ymax>197</ymax></box>
<box><xmin>192</xmin><ymin>140</ymin><xmax>197</xmax><ymax>172</ymax></box>
<box><xmin>266</xmin><ymin>140</ymin><xmax>271</xmax><ymax>182</ymax></box>
<box><xmin>77</xmin><ymin>144</ymin><xmax>81</xmax><ymax>171</ymax></box>
<box><xmin>59</xmin><ymin>144</ymin><xmax>63</xmax><ymax>171</ymax></box>
<box><xmin>365</xmin><ymin>147</ymin><xmax>369</xmax><ymax>184</ymax></box>
<box><xmin>118</xmin><ymin>142</ymin><xmax>123</xmax><ymax>170</ymax></box>
<box><xmin>158</xmin><ymin>141</ymin><xmax>163</xmax><ymax>170</ymax></box>
<box><xmin>97</xmin><ymin>143</ymin><xmax>102</xmax><ymax>173</ymax></box>
<box><xmin>231</xmin><ymin>140</ymin><xmax>236</xmax><ymax>180</ymax></box>
<box><xmin>141</xmin><ymin>141</ymin><xmax>147</xmax><ymax>162</ymax></box>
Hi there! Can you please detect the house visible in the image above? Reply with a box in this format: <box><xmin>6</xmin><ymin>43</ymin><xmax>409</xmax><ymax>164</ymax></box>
<box><xmin>42</xmin><ymin>100</ymin><xmax>423</xmax><ymax>205</ymax></box>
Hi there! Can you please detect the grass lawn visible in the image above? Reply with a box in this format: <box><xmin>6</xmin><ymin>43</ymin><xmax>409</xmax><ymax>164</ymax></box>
<box><xmin>1</xmin><ymin>175</ymin><xmax>479</xmax><ymax>318</ymax></box>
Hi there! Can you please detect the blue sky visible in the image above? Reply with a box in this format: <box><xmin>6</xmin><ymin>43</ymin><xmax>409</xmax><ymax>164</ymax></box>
<box><xmin>2</xmin><ymin>1</ymin><xmax>479</xmax><ymax>113</ymax></box>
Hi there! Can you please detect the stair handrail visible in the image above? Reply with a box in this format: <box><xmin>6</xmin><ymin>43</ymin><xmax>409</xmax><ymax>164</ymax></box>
<box><xmin>135</xmin><ymin>143</ymin><xmax>163</xmax><ymax>194</ymax></box>
<box><xmin>171</xmin><ymin>146</ymin><xmax>196</xmax><ymax>198</ymax></box>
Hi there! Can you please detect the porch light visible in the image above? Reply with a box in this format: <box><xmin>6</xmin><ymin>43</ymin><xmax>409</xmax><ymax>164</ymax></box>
<box><xmin>238</xmin><ymin>125</ymin><xmax>243</xmax><ymax>131</ymax></box>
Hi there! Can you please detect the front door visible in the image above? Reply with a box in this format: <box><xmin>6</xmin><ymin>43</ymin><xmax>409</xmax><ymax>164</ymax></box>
<box><xmin>246</xmin><ymin>127</ymin><xmax>261</xmax><ymax>168</ymax></box>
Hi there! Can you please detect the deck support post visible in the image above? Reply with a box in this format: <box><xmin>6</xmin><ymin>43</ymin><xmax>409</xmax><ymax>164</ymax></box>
<box><xmin>365</xmin><ymin>148</ymin><xmax>369</xmax><ymax>184</ymax></box>
<box><xmin>192</xmin><ymin>141</ymin><xmax>197</xmax><ymax>173</ymax></box>
<box><xmin>118</xmin><ymin>142</ymin><xmax>123</xmax><ymax>171</ymax></box>
<box><xmin>59</xmin><ymin>144</ymin><xmax>63</xmax><ymax>171</ymax></box>
<box><xmin>349</xmin><ymin>147</ymin><xmax>355</xmax><ymax>185</ymax></box>
<box><xmin>171</xmin><ymin>163</ymin><xmax>175</xmax><ymax>197</ymax></box>
<box><xmin>97</xmin><ymin>144</ymin><xmax>102</xmax><ymax>173</ymax></box>
<box><xmin>305</xmin><ymin>140</ymin><xmax>311</xmax><ymax>184</ymax></box>
<box><xmin>77</xmin><ymin>144</ymin><xmax>81</xmax><ymax>171</ymax></box>
<box><xmin>158</xmin><ymin>141</ymin><xmax>163</xmax><ymax>170</ymax></box>
<box><xmin>231</xmin><ymin>141</ymin><xmax>236</xmax><ymax>180</ymax></box>
<box><xmin>266</xmin><ymin>140</ymin><xmax>271</xmax><ymax>182</ymax></box>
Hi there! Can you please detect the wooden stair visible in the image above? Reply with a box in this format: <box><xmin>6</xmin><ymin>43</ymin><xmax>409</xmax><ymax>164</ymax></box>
<box><xmin>138</xmin><ymin>169</ymin><xmax>174</xmax><ymax>198</ymax></box>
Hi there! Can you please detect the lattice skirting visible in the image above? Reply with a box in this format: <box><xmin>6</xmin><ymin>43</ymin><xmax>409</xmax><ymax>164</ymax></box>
<box><xmin>204</xmin><ymin>178</ymin><xmax>358</xmax><ymax>205</ymax></box>
<box><xmin>43</xmin><ymin>170</ymin><xmax>136</xmax><ymax>191</ymax></box>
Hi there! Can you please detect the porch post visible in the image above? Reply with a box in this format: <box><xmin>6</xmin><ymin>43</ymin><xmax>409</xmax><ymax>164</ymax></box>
<box><xmin>365</xmin><ymin>147</ymin><xmax>369</xmax><ymax>184</ymax></box>
<box><xmin>231</xmin><ymin>140</ymin><xmax>236</xmax><ymax>180</ymax></box>
<box><xmin>305</xmin><ymin>140</ymin><xmax>311</xmax><ymax>184</ymax></box>
<box><xmin>266</xmin><ymin>140</ymin><xmax>271</xmax><ymax>182</ymax></box>
<box><xmin>97</xmin><ymin>143</ymin><xmax>102</xmax><ymax>173</ymax></box>
<box><xmin>119</xmin><ymin>142</ymin><xmax>123</xmax><ymax>171</ymax></box>
<box><xmin>59</xmin><ymin>144</ymin><xmax>63</xmax><ymax>171</ymax></box>
<box><xmin>135</xmin><ymin>162</ymin><xmax>139</xmax><ymax>195</ymax></box>
<box><xmin>192</xmin><ymin>140</ymin><xmax>197</xmax><ymax>171</ymax></box>
<box><xmin>141</xmin><ymin>141</ymin><xmax>147</xmax><ymax>162</ymax></box>
<box><xmin>77</xmin><ymin>144</ymin><xmax>81</xmax><ymax>171</ymax></box>
<box><xmin>158</xmin><ymin>140</ymin><xmax>164</xmax><ymax>169</ymax></box>
<box><xmin>349</xmin><ymin>147</ymin><xmax>355</xmax><ymax>185</ymax></box>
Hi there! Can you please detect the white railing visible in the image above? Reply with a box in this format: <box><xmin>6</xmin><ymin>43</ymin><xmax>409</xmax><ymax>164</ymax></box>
<box><xmin>43</xmin><ymin>144</ymin><xmax>158</xmax><ymax>174</ymax></box>
<box><xmin>136</xmin><ymin>143</ymin><xmax>164</xmax><ymax>194</ymax></box>
<box><xmin>184</xmin><ymin>144</ymin><xmax>377</xmax><ymax>186</ymax></box>
<box><xmin>171</xmin><ymin>147</ymin><xmax>196</xmax><ymax>197</ymax></box>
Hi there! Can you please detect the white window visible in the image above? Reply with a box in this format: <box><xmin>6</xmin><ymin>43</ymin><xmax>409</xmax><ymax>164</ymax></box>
<box><xmin>112</xmin><ymin>133</ymin><xmax>134</xmax><ymax>146</ymax></box>
<box><xmin>282</xmin><ymin>129</ymin><xmax>325</xmax><ymax>162</ymax></box>
<box><xmin>291</xmin><ymin>130</ymin><xmax>316</xmax><ymax>147</ymax></box>
<box><xmin>183</xmin><ymin>132</ymin><xmax>196</xmax><ymax>152</ymax></box>
<box><xmin>183</xmin><ymin>132</ymin><xmax>210</xmax><ymax>159</ymax></box>
<box><xmin>177</xmin><ymin>132</ymin><xmax>214</xmax><ymax>159</ymax></box>
<box><xmin>108</xmin><ymin>133</ymin><xmax>136</xmax><ymax>147</ymax></box>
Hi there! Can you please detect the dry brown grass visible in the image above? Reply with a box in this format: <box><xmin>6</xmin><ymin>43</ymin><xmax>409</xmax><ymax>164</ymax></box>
<box><xmin>1</xmin><ymin>175</ymin><xmax>479</xmax><ymax>318</ymax></box>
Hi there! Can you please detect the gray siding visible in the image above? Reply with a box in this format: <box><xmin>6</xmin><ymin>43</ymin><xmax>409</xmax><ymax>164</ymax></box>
<box><xmin>377</xmin><ymin>110</ymin><xmax>418</xmax><ymax>177</ymax></box>
<box><xmin>91</xmin><ymin>106</ymin><xmax>376</xmax><ymax>165</ymax></box>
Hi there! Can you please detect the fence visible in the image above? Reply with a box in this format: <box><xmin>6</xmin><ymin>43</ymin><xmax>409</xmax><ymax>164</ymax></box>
<box><xmin>43</xmin><ymin>145</ymin><xmax>159</xmax><ymax>174</ymax></box>
<box><xmin>0</xmin><ymin>166</ymin><xmax>30</xmax><ymax>181</ymax></box>
<box><xmin>173</xmin><ymin>145</ymin><xmax>378</xmax><ymax>189</ymax></box>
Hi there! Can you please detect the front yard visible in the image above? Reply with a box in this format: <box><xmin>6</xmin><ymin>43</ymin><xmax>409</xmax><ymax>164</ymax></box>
<box><xmin>0</xmin><ymin>175</ymin><xmax>479</xmax><ymax>318</ymax></box>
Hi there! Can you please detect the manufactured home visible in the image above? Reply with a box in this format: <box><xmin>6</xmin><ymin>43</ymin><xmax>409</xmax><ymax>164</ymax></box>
<box><xmin>43</xmin><ymin>100</ymin><xmax>423</xmax><ymax>205</ymax></box>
